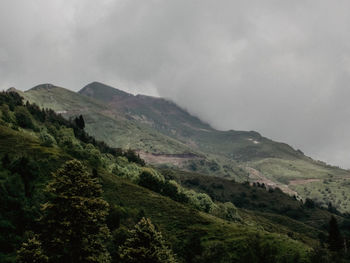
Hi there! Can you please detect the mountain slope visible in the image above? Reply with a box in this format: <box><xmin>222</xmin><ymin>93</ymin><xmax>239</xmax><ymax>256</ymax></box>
<box><xmin>22</xmin><ymin>82</ymin><xmax>350</xmax><ymax>212</ymax></box>
<box><xmin>80</xmin><ymin>82</ymin><xmax>303</xmax><ymax>161</ymax></box>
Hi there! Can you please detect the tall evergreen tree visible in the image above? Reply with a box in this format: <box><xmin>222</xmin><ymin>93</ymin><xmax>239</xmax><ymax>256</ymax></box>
<box><xmin>119</xmin><ymin>217</ymin><xmax>176</xmax><ymax>263</ymax></box>
<box><xmin>75</xmin><ymin>115</ymin><xmax>85</xmax><ymax>130</ymax></box>
<box><xmin>40</xmin><ymin>160</ymin><xmax>111</xmax><ymax>263</ymax></box>
<box><xmin>1</xmin><ymin>153</ymin><xmax>10</xmax><ymax>169</ymax></box>
<box><xmin>328</xmin><ymin>216</ymin><xmax>343</xmax><ymax>252</ymax></box>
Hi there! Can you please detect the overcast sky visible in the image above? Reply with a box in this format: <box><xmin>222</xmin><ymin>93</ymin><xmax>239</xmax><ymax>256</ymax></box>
<box><xmin>1</xmin><ymin>0</ymin><xmax>350</xmax><ymax>168</ymax></box>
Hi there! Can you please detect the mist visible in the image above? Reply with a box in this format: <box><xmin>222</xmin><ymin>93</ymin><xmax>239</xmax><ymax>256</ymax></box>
<box><xmin>1</xmin><ymin>0</ymin><xmax>350</xmax><ymax>167</ymax></box>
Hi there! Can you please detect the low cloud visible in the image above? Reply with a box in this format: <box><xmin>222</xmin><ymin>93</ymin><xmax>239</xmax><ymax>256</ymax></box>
<box><xmin>1</xmin><ymin>0</ymin><xmax>350</xmax><ymax>167</ymax></box>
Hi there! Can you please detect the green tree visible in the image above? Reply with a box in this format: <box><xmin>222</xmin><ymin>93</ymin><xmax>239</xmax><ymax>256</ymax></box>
<box><xmin>309</xmin><ymin>245</ymin><xmax>332</xmax><ymax>263</ymax></box>
<box><xmin>119</xmin><ymin>217</ymin><xmax>176</xmax><ymax>263</ymax></box>
<box><xmin>14</xmin><ymin>106</ymin><xmax>34</xmax><ymax>129</ymax></box>
<box><xmin>40</xmin><ymin>160</ymin><xmax>111</xmax><ymax>263</ymax></box>
<box><xmin>1</xmin><ymin>153</ymin><xmax>10</xmax><ymax>169</ymax></box>
<box><xmin>84</xmin><ymin>144</ymin><xmax>102</xmax><ymax>167</ymax></box>
<box><xmin>328</xmin><ymin>216</ymin><xmax>343</xmax><ymax>252</ymax></box>
<box><xmin>74</xmin><ymin>115</ymin><xmax>85</xmax><ymax>130</ymax></box>
<box><xmin>0</xmin><ymin>104</ymin><xmax>13</xmax><ymax>123</ymax></box>
<box><xmin>17</xmin><ymin>234</ymin><xmax>48</xmax><ymax>263</ymax></box>
<box><xmin>138</xmin><ymin>169</ymin><xmax>163</xmax><ymax>193</ymax></box>
<box><xmin>9</xmin><ymin>156</ymin><xmax>38</xmax><ymax>198</ymax></box>
<box><xmin>183</xmin><ymin>234</ymin><xmax>203</xmax><ymax>263</ymax></box>
<box><xmin>124</xmin><ymin>149</ymin><xmax>145</xmax><ymax>166</ymax></box>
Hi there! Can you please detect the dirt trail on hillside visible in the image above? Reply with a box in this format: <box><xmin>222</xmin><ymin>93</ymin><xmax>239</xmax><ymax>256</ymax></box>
<box><xmin>289</xmin><ymin>174</ymin><xmax>350</xmax><ymax>186</ymax></box>
<box><xmin>288</xmin><ymin>179</ymin><xmax>321</xmax><ymax>185</ymax></box>
<box><xmin>138</xmin><ymin>151</ymin><xmax>201</xmax><ymax>166</ymax></box>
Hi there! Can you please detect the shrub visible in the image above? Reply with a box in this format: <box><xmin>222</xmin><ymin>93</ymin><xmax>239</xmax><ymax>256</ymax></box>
<box><xmin>39</xmin><ymin>131</ymin><xmax>56</xmax><ymax>147</ymax></box>
<box><xmin>138</xmin><ymin>168</ymin><xmax>164</xmax><ymax>193</ymax></box>
<box><xmin>212</xmin><ymin>202</ymin><xmax>241</xmax><ymax>222</ymax></box>
<box><xmin>112</xmin><ymin>157</ymin><xmax>142</xmax><ymax>182</ymax></box>
<box><xmin>185</xmin><ymin>190</ymin><xmax>216</xmax><ymax>213</ymax></box>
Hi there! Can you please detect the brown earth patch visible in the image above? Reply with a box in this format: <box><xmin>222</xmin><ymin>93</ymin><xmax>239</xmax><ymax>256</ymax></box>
<box><xmin>137</xmin><ymin>151</ymin><xmax>201</xmax><ymax>166</ymax></box>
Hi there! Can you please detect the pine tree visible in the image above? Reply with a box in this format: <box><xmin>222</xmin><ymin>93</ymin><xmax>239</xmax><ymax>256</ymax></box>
<box><xmin>1</xmin><ymin>153</ymin><xmax>10</xmax><ymax>169</ymax></box>
<box><xmin>309</xmin><ymin>245</ymin><xmax>332</xmax><ymax>263</ymax></box>
<box><xmin>75</xmin><ymin>115</ymin><xmax>85</xmax><ymax>130</ymax></box>
<box><xmin>17</xmin><ymin>234</ymin><xmax>48</xmax><ymax>263</ymax></box>
<box><xmin>119</xmin><ymin>217</ymin><xmax>177</xmax><ymax>263</ymax></box>
<box><xmin>328</xmin><ymin>216</ymin><xmax>343</xmax><ymax>252</ymax></box>
<box><xmin>40</xmin><ymin>160</ymin><xmax>111</xmax><ymax>263</ymax></box>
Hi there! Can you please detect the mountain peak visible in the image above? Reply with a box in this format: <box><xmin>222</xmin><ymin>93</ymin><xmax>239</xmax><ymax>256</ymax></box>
<box><xmin>30</xmin><ymin>83</ymin><xmax>58</xmax><ymax>91</ymax></box>
<box><xmin>79</xmin><ymin>81</ymin><xmax>132</xmax><ymax>102</ymax></box>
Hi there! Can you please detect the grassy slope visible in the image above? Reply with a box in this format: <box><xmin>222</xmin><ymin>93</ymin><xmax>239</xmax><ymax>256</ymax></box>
<box><xmin>21</xmin><ymin>86</ymin><xmax>195</xmax><ymax>154</ymax></box>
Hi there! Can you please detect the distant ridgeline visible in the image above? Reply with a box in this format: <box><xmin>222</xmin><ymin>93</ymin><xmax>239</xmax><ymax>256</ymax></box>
<box><xmin>1</xmin><ymin>90</ymin><xmax>350</xmax><ymax>262</ymax></box>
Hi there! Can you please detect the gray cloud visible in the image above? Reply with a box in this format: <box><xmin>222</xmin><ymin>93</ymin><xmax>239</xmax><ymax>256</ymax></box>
<box><xmin>1</xmin><ymin>0</ymin><xmax>350</xmax><ymax>167</ymax></box>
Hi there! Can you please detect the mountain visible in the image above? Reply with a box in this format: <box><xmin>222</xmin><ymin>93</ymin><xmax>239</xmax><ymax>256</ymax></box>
<box><xmin>1</xmin><ymin>90</ymin><xmax>327</xmax><ymax>262</ymax></box>
<box><xmin>21</xmin><ymin>82</ymin><xmax>350</xmax><ymax>213</ymax></box>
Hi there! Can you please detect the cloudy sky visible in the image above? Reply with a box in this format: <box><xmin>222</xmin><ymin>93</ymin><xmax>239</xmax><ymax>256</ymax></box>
<box><xmin>1</xmin><ymin>0</ymin><xmax>350</xmax><ymax>168</ymax></box>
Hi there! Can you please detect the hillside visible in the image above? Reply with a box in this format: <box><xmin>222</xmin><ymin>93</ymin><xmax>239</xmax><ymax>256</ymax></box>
<box><xmin>0</xmin><ymin>90</ymin><xmax>333</xmax><ymax>262</ymax></box>
<box><xmin>21</xmin><ymin>82</ymin><xmax>350</xmax><ymax>212</ymax></box>
<box><xmin>21</xmin><ymin>84</ymin><xmax>195</xmax><ymax>155</ymax></box>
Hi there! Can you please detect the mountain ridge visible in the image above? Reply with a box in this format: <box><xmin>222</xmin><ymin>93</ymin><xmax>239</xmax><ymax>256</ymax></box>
<box><xmin>79</xmin><ymin>82</ymin><xmax>304</xmax><ymax>159</ymax></box>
